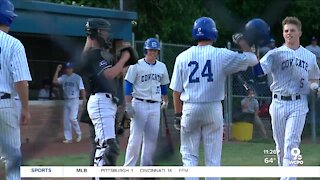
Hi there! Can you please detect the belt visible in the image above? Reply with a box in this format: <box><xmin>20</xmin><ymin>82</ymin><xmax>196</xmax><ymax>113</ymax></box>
<box><xmin>92</xmin><ymin>92</ymin><xmax>119</xmax><ymax>104</ymax></box>
<box><xmin>273</xmin><ymin>94</ymin><xmax>301</xmax><ymax>101</ymax></box>
<box><xmin>0</xmin><ymin>93</ymin><xmax>11</xmax><ymax>99</ymax></box>
<box><xmin>135</xmin><ymin>98</ymin><xmax>158</xmax><ymax>103</ymax></box>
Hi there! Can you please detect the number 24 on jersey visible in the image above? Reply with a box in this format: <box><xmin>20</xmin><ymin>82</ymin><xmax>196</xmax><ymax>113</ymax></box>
<box><xmin>188</xmin><ymin>60</ymin><xmax>213</xmax><ymax>83</ymax></box>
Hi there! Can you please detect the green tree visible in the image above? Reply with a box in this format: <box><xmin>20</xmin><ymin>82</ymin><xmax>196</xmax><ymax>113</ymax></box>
<box><xmin>46</xmin><ymin>0</ymin><xmax>320</xmax><ymax>46</ymax></box>
<box><xmin>132</xmin><ymin>0</ymin><xmax>209</xmax><ymax>44</ymax></box>
<box><xmin>47</xmin><ymin>0</ymin><xmax>119</xmax><ymax>9</ymax></box>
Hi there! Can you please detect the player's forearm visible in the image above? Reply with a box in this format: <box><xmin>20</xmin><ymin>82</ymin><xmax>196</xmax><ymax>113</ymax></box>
<box><xmin>173</xmin><ymin>91</ymin><xmax>182</xmax><ymax>114</ymax></box>
<box><xmin>103</xmin><ymin>60</ymin><xmax>126</xmax><ymax>79</ymax></box>
<box><xmin>125</xmin><ymin>95</ymin><xmax>133</xmax><ymax>104</ymax></box>
<box><xmin>309</xmin><ymin>79</ymin><xmax>319</xmax><ymax>84</ymax></box>
<box><xmin>52</xmin><ymin>70</ymin><xmax>60</xmax><ymax>85</ymax></box>
<box><xmin>15</xmin><ymin>81</ymin><xmax>29</xmax><ymax>111</ymax></box>
<box><xmin>162</xmin><ymin>95</ymin><xmax>168</xmax><ymax>103</ymax></box>
<box><xmin>80</xmin><ymin>89</ymin><xmax>86</xmax><ymax>100</ymax></box>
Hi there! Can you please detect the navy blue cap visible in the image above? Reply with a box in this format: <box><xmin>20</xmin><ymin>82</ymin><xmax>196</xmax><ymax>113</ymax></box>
<box><xmin>311</xmin><ymin>36</ymin><xmax>317</xmax><ymax>41</ymax></box>
<box><xmin>65</xmin><ymin>62</ymin><xmax>73</xmax><ymax>68</ymax></box>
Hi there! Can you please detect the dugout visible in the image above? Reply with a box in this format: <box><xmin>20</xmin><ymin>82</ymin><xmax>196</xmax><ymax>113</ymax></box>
<box><xmin>9</xmin><ymin>0</ymin><xmax>137</xmax><ymax>100</ymax></box>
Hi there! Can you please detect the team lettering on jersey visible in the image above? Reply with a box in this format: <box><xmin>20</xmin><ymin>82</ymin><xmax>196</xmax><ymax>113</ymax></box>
<box><xmin>141</xmin><ymin>73</ymin><xmax>161</xmax><ymax>82</ymax></box>
<box><xmin>281</xmin><ymin>57</ymin><xmax>308</xmax><ymax>71</ymax></box>
<box><xmin>63</xmin><ymin>82</ymin><xmax>75</xmax><ymax>88</ymax></box>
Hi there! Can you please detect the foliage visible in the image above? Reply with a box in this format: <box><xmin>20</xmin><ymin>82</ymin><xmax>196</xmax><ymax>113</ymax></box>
<box><xmin>46</xmin><ymin>0</ymin><xmax>320</xmax><ymax>46</ymax></box>
<box><xmin>132</xmin><ymin>0</ymin><xmax>209</xmax><ymax>44</ymax></box>
<box><xmin>46</xmin><ymin>0</ymin><xmax>119</xmax><ymax>9</ymax></box>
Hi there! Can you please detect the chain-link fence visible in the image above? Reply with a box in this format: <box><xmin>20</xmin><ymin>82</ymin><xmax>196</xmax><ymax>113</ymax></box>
<box><xmin>135</xmin><ymin>40</ymin><xmax>319</xmax><ymax>143</ymax></box>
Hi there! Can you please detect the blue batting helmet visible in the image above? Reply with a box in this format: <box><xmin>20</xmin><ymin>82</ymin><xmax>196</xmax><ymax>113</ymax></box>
<box><xmin>0</xmin><ymin>0</ymin><xmax>17</xmax><ymax>26</ymax></box>
<box><xmin>245</xmin><ymin>18</ymin><xmax>270</xmax><ymax>46</ymax></box>
<box><xmin>192</xmin><ymin>17</ymin><xmax>218</xmax><ymax>42</ymax></box>
<box><xmin>144</xmin><ymin>38</ymin><xmax>160</xmax><ymax>51</ymax></box>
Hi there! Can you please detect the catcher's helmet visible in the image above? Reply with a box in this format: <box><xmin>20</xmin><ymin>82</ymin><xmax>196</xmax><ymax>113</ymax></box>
<box><xmin>144</xmin><ymin>38</ymin><xmax>160</xmax><ymax>51</ymax></box>
<box><xmin>0</xmin><ymin>0</ymin><xmax>17</xmax><ymax>26</ymax></box>
<box><xmin>192</xmin><ymin>17</ymin><xmax>218</xmax><ymax>42</ymax></box>
<box><xmin>245</xmin><ymin>18</ymin><xmax>270</xmax><ymax>45</ymax></box>
<box><xmin>85</xmin><ymin>18</ymin><xmax>110</xmax><ymax>35</ymax></box>
<box><xmin>85</xmin><ymin>18</ymin><xmax>111</xmax><ymax>48</ymax></box>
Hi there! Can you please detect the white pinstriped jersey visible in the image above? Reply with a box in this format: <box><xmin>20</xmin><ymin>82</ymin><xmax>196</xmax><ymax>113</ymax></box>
<box><xmin>260</xmin><ymin>45</ymin><xmax>320</xmax><ymax>95</ymax></box>
<box><xmin>125</xmin><ymin>58</ymin><xmax>170</xmax><ymax>102</ymax></box>
<box><xmin>0</xmin><ymin>30</ymin><xmax>32</xmax><ymax>95</ymax></box>
<box><xmin>170</xmin><ymin>45</ymin><xmax>257</xmax><ymax>103</ymax></box>
<box><xmin>58</xmin><ymin>73</ymin><xmax>84</xmax><ymax>99</ymax></box>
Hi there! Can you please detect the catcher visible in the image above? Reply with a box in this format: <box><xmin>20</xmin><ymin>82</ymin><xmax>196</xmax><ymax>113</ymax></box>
<box><xmin>79</xmin><ymin>18</ymin><xmax>137</xmax><ymax>173</ymax></box>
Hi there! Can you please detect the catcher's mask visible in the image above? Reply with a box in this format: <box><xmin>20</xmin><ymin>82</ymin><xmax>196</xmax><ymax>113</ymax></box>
<box><xmin>85</xmin><ymin>18</ymin><xmax>112</xmax><ymax>49</ymax></box>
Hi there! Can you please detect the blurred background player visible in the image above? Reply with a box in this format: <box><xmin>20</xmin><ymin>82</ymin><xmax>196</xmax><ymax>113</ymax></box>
<box><xmin>260</xmin><ymin>38</ymin><xmax>276</xmax><ymax>56</ymax></box>
<box><xmin>123</xmin><ymin>37</ymin><xmax>170</xmax><ymax>166</ymax></box>
<box><xmin>37</xmin><ymin>79</ymin><xmax>58</xmax><ymax>100</ymax></box>
<box><xmin>306</xmin><ymin>36</ymin><xmax>320</xmax><ymax>63</ymax></box>
<box><xmin>52</xmin><ymin>62</ymin><xmax>86</xmax><ymax>143</ymax></box>
<box><xmin>170</xmin><ymin>17</ymin><xmax>258</xmax><ymax>180</ymax></box>
<box><xmin>0</xmin><ymin>0</ymin><xmax>32</xmax><ymax>179</ymax></box>
<box><xmin>253</xmin><ymin>16</ymin><xmax>320</xmax><ymax>180</ymax></box>
<box><xmin>241</xmin><ymin>89</ymin><xmax>267</xmax><ymax>138</ymax></box>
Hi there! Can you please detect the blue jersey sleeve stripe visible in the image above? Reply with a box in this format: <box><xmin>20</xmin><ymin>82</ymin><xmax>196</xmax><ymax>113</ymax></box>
<box><xmin>124</xmin><ymin>80</ymin><xmax>133</xmax><ymax>95</ymax></box>
<box><xmin>160</xmin><ymin>84</ymin><xmax>168</xmax><ymax>95</ymax></box>
<box><xmin>253</xmin><ymin>62</ymin><xmax>265</xmax><ymax>76</ymax></box>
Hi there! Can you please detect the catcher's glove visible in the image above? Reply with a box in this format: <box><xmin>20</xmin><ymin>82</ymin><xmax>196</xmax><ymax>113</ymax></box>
<box><xmin>117</xmin><ymin>46</ymin><xmax>138</xmax><ymax>66</ymax></box>
<box><xmin>232</xmin><ymin>33</ymin><xmax>254</xmax><ymax>47</ymax></box>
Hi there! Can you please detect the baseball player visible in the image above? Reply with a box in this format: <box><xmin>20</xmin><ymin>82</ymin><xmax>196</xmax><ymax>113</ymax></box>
<box><xmin>53</xmin><ymin>62</ymin><xmax>86</xmax><ymax>143</ymax></box>
<box><xmin>80</xmin><ymin>18</ymin><xmax>134</xmax><ymax>174</ymax></box>
<box><xmin>305</xmin><ymin>36</ymin><xmax>320</xmax><ymax>60</ymax></box>
<box><xmin>124</xmin><ymin>38</ymin><xmax>170</xmax><ymax>166</ymax></box>
<box><xmin>253</xmin><ymin>17</ymin><xmax>320</xmax><ymax>180</ymax></box>
<box><xmin>169</xmin><ymin>17</ymin><xmax>258</xmax><ymax>180</ymax></box>
<box><xmin>0</xmin><ymin>1</ymin><xmax>32</xmax><ymax>179</ymax></box>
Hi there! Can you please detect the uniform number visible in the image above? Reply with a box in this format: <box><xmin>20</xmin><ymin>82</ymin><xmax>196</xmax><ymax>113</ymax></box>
<box><xmin>300</xmin><ymin>78</ymin><xmax>304</xmax><ymax>88</ymax></box>
<box><xmin>156</xmin><ymin>86</ymin><xmax>160</xmax><ymax>94</ymax></box>
<box><xmin>188</xmin><ymin>60</ymin><xmax>213</xmax><ymax>83</ymax></box>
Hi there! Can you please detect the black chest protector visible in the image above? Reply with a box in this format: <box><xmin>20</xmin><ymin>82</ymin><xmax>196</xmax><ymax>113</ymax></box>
<box><xmin>83</xmin><ymin>49</ymin><xmax>117</xmax><ymax>95</ymax></box>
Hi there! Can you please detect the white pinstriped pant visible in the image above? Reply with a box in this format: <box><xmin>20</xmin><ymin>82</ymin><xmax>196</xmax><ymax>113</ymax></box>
<box><xmin>269</xmin><ymin>96</ymin><xmax>308</xmax><ymax>180</ymax></box>
<box><xmin>181</xmin><ymin>102</ymin><xmax>223</xmax><ymax>180</ymax></box>
<box><xmin>63</xmin><ymin>98</ymin><xmax>81</xmax><ymax>140</ymax></box>
<box><xmin>87</xmin><ymin>93</ymin><xmax>117</xmax><ymax>167</ymax></box>
<box><xmin>124</xmin><ymin>98</ymin><xmax>161</xmax><ymax>166</ymax></box>
<box><xmin>0</xmin><ymin>99</ymin><xmax>22</xmax><ymax>180</ymax></box>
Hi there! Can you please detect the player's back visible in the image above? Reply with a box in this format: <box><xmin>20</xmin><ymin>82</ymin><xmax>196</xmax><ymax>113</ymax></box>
<box><xmin>176</xmin><ymin>45</ymin><xmax>233</xmax><ymax>102</ymax></box>
<box><xmin>0</xmin><ymin>31</ymin><xmax>24</xmax><ymax>92</ymax></box>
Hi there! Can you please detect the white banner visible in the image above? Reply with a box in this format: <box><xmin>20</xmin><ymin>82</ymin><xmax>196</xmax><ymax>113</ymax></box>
<box><xmin>21</xmin><ymin>166</ymin><xmax>320</xmax><ymax>178</ymax></box>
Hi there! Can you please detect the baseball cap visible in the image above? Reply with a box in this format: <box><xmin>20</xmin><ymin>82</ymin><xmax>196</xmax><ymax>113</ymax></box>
<box><xmin>270</xmin><ymin>38</ymin><xmax>275</xmax><ymax>43</ymax></box>
<box><xmin>311</xmin><ymin>36</ymin><xmax>317</xmax><ymax>41</ymax></box>
<box><xmin>64</xmin><ymin>62</ymin><xmax>73</xmax><ymax>68</ymax></box>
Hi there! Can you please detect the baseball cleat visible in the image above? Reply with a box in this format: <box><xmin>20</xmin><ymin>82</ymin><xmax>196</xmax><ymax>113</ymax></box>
<box><xmin>76</xmin><ymin>136</ymin><xmax>82</xmax><ymax>143</ymax></box>
<box><xmin>62</xmin><ymin>139</ymin><xmax>72</xmax><ymax>144</ymax></box>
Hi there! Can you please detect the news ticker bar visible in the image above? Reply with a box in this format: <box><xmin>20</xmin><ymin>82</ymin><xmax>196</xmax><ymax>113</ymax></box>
<box><xmin>21</xmin><ymin>166</ymin><xmax>320</xmax><ymax>178</ymax></box>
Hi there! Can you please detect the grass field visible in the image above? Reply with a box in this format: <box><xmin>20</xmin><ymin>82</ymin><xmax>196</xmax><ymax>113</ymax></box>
<box><xmin>25</xmin><ymin>141</ymin><xmax>320</xmax><ymax>180</ymax></box>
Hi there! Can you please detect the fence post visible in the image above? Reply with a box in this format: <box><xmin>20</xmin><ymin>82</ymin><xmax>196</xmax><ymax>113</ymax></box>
<box><xmin>225</xmin><ymin>75</ymin><xmax>233</xmax><ymax>141</ymax></box>
<box><xmin>160</xmin><ymin>41</ymin><xmax>163</xmax><ymax>62</ymax></box>
<box><xmin>131</xmin><ymin>32</ymin><xmax>135</xmax><ymax>48</ymax></box>
<box><xmin>311</xmin><ymin>92</ymin><xmax>317</xmax><ymax>143</ymax></box>
<box><xmin>225</xmin><ymin>41</ymin><xmax>233</xmax><ymax>141</ymax></box>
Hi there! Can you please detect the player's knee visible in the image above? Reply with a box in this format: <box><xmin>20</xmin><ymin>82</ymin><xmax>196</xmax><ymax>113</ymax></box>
<box><xmin>102</xmin><ymin>138</ymin><xmax>120</xmax><ymax>166</ymax></box>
